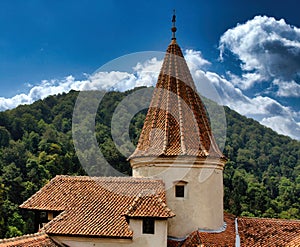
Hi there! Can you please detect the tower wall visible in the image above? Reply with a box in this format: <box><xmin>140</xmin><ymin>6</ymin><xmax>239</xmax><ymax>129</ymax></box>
<box><xmin>131</xmin><ymin>157</ymin><xmax>225</xmax><ymax>238</ymax></box>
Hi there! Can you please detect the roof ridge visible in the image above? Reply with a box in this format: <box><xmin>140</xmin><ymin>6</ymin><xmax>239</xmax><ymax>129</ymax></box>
<box><xmin>34</xmin><ymin>175</ymin><xmax>165</xmax><ymax>182</ymax></box>
<box><xmin>43</xmin><ymin>211</ymin><xmax>68</xmax><ymax>232</ymax></box>
<box><xmin>0</xmin><ymin>231</ymin><xmax>47</xmax><ymax>244</ymax></box>
<box><xmin>19</xmin><ymin>177</ymin><xmax>53</xmax><ymax>208</ymax></box>
<box><xmin>125</xmin><ymin>191</ymin><xmax>175</xmax><ymax>218</ymax></box>
<box><xmin>125</xmin><ymin>190</ymin><xmax>157</xmax><ymax>215</ymax></box>
<box><xmin>239</xmin><ymin>216</ymin><xmax>300</xmax><ymax>222</ymax></box>
<box><xmin>173</xmin><ymin>52</ymin><xmax>187</xmax><ymax>155</ymax></box>
<box><xmin>163</xmin><ymin>64</ymin><xmax>172</xmax><ymax>153</ymax></box>
<box><xmin>155</xmin><ymin>194</ymin><xmax>175</xmax><ymax>216</ymax></box>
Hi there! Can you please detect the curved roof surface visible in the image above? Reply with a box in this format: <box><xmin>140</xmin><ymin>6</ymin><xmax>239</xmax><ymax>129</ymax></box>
<box><xmin>130</xmin><ymin>39</ymin><xmax>224</xmax><ymax>160</ymax></box>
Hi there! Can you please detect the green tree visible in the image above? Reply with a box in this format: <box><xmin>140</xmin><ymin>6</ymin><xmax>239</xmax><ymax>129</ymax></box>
<box><xmin>0</xmin><ymin>126</ymin><xmax>10</xmax><ymax>148</ymax></box>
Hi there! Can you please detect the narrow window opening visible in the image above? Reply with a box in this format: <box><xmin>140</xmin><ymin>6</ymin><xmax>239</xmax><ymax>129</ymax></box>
<box><xmin>142</xmin><ymin>218</ymin><xmax>155</xmax><ymax>234</ymax></box>
<box><xmin>175</xmin><ymin>185</ymin><xmax>185</xmax><ymax>197</ymax></box>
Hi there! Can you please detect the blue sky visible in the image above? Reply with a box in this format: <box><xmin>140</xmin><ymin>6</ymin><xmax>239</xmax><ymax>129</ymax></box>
<box><xmin>0</xmin><ymin>0</ymin><xmax>299</xmax><ymax>140</ymax></box>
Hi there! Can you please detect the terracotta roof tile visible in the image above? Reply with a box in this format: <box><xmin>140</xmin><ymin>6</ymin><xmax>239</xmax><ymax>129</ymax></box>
<box><xmin>167</xmin><ymin>213</ymin><xmax>300</xmax><ymax>247</ymax></box>
<box><xmin>287</xmin><ymin>235</ymin><xmax>300</xmax><ymax>247</ymax></box>
<box><xmin>20</xmin><ymin>175</ymin><xmax>172</xmax><ymax>238</ymax></box>
<box><xmin>125</xmin><ymin>193</ymin><xmax>175</xmax><ymax>218</ymax></box>
<box><xmin>167</xmin><ymin>239</ymin><xmax>182</xmax><ymax>247</ymax></box>
<box><xmin>196</xmin><ymin>212</ymin><xmax>236</xmax><ymax>246</ymax></box>
<box><xmin>238</xmin><ymin>216</ymin><xmax>300</xmax><ymax>247</ymax></box>
<box><xmin>167</xmin><ymin>213</ymin><xmax>235</xmax><ymax>246</ymax></box>
<box><xmin>130</xmin><ymin>39</ymin><xmax>225</xmax><ymax>160</ymax></box>
<box><xmin>0</xmin><ymin>232</ymin><xmax>59</xmax><ymax>247</ymax></box>
<box><xmin>169</xmin><ymin>212</ymin><xmax>236</xmax><ymax>247</ymax></box>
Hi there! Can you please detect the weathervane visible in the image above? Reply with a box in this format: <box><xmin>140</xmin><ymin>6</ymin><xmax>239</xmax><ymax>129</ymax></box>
<box><xmin>171</xmin><ymin>9</ymin><xmax>177</xmax><ymax>40</ymax></box>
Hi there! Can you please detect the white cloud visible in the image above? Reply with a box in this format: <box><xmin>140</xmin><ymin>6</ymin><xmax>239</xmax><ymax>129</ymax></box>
<box><xmin>228</xmin><ymin>71</ymin><xmax>267</xmax><ymax>90</ymax></box>
<box><xmin>216</xmin><ymin>15</ymin><xmax>300</xmax><ymax>140</ymax></box>
<box><xmin>185</xmin><ymin>49</ymin><xmax>211</xmax><ymax>72</ymax></box>
<box><xmin>0</xmin><ymin>58</ymin><xmax>162</xmax><ymax>111</ymax></box>
<box><xmin>180</xmin><ymin>49</ymin><xmax>299</xmax><ymax>140</ymax></box>
<box><xmin>273</xmin><ymin>79</ymin><xmax>300</xmax><ymax>97</ymax></box>
<box><xmin>194</xmin><ymin>70</ymin><xmax>295</xmax><ymax>119</ymax></box>
<box><xmin>191</xmin><ymin>66</ymin><xmax>300</xmax><ymax>140</ymax></box>
<box><xmin>261</xmin><ymin>116</ymin><xmax>300</xmax><ymax>140</ymax></box>
<box><xmin>133</xmin><ymin>57</ymin><xmax>162</xmax><ymax>88</ymax></box>
<box><xmin>0</xmin><ymin>76</ymin><xmax>89</xmax><ymax>111</ymax></box>
<box><xmin>83</xmin><ymin>71</ymin><xmax>137</xmax><ymax>91</ymax></box>
<box><xmin>219</xmin><ymin>15</ymin><xmax>300</xmax><ymax>93</ymax></box>
<box><xmin>0</xmin><ymin>49</ymin><xmax>299</xmax><ymax>140</ymax></box>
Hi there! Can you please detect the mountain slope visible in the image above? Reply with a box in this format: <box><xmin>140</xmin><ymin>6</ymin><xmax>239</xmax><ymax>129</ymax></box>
<box><xmin>0</xmin><ymin>88</ymin><xmax>299</xmax><ymax>238</ymax></box>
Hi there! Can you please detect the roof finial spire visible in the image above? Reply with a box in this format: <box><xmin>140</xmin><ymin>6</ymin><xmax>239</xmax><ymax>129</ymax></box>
<box><xmin>171</xmin><ymin>9</ymin><xmax>177</xmax><ymax>40</ymax></box>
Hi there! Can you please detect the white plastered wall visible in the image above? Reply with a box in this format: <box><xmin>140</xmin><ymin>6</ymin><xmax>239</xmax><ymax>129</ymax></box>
<box><xmin>131</xmin><ymin>157</ymin><xmax>225</xmax><ymax>238</ymax></box>
<box><xmin>129</xmin><ymin>219</ymin><xmax>168</xmax><ymax>247</ymax></box>
<box><xmin>51</xmin><ymin>219</ymin><xmax>168</xmax><ymax>247</ymax></box>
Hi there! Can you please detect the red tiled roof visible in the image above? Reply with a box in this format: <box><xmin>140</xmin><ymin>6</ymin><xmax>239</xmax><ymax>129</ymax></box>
<box><xmin>0</xmin><ymin>232</ymin><xmax>59</xmax><ymax>247</ymax></box>
<box><xmin>196</xmin><ymin>212</ymin><xmax>236</xmax><ymax>246</ymax></box>
<box><xmin>20</xmin><ymin>175</ymin><xmax>172</xmax><ymax>238</ymax></box>
<box><xmin>238</xmin><ymin>216</ymin><xmax>300</xmax><ymax>247</ymax></box>
<box><xmin>167</xmin><ymin>212</ymin><xmax>236</xmax><ymax>247</ymax></box>
<box><xmin>125</xmin><ymin>193</ymin><xmax>175</xmax><ymax>218</ymax></box>
<box><xmin>167</xmin><ymin>239</ymin><xmax>183</xmax><ymax>247</ymax></box>
<box><xmin>287</xmin><ymin>235</ymin><xmax>300</xmax><ymax>247</ymax></box>
<box><xmin>130</xmin><ymin>39</ymin><xmax>225</xmax><ymax>160</ymax></box>
<box><xmin>167</xmin><ymin>213</ymin><xmax>300</xmax><ymax>247</ymax></box>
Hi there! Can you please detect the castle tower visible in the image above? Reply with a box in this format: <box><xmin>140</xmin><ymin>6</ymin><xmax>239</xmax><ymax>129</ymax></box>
<box><xmin>129</xmin><ymin>13</ymin><xmax>226</xmax><ymax>238</ymax></box>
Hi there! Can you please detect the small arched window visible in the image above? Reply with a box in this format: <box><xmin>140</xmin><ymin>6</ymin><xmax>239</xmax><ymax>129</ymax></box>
<box><xmin>174</xmin><ymin>180</ymin><xmax>188</xmax><ymax>198</ymax></box>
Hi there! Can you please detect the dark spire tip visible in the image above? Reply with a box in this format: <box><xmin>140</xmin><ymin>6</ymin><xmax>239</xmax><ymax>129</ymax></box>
<box><xmin>171</xmin><ymin>9</ymin><xmax>177</xmax><ymax>40</ymax></box>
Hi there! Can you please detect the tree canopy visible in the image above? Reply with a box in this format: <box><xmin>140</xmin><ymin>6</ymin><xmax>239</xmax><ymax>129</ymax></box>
<box><xmin>0</xmin><ymin>88</ymin><xmax>299</xmax><ymax>238</ymax></box>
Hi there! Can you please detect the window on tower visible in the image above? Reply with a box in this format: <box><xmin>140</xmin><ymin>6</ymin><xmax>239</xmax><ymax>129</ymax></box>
<box><xmin>174</xmin><ymin>180</ymin><xmax>187</xmax><ymax>198</ymax></box>
<box><xmin>175</xmin><ymin>185</ymin><xmax>185</xmax><ymax>197</ymax></box>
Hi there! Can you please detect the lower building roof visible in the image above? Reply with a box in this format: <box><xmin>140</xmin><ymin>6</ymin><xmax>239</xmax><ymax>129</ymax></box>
<box><xmin>3</xmin><ymin>175</ymin><xmax>299</xmax><ymax>246</ymax></box>
<box><xmin>0</xmin><ymin>232</ymin><xmax>59</xmax><ymax>247</ymax></box>
<box><xmin>20</xmin><ymin>175</ymin><xmax>173</xmax><ymax>238</ymax></box>
<box><xmin>167</xmin><ymin>213</ymin><xmax>300</xmax><ymax>247</ymax></box>
<box><xmin>238</xmin><ymin>216</ymin><xmax>300</xmax><ymax>246</ymax></box>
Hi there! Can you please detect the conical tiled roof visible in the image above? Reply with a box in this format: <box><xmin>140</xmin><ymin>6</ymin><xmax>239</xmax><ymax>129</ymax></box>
<box><xmin>130</xmin><ymin>22</ymin><xmax>224</xmax><ymax>160</ymax></box>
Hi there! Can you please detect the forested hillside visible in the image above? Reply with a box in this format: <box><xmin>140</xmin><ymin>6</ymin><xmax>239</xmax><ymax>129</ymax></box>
<box><xmin>0</xmin><ymin>88</ymin><xmax>299</xmax><ymax>238</ymax></box>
